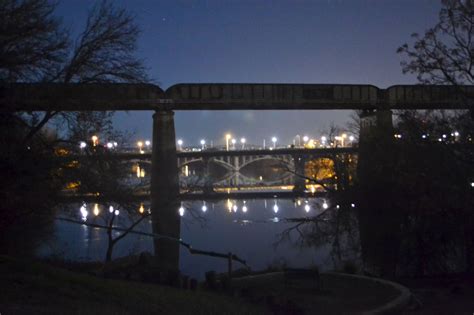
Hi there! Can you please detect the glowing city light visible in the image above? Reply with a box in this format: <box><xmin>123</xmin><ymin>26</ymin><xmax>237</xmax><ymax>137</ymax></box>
<box><xmin>233</xmin><ymin>204</ymin><xmax>238</xmax><ymax>212</ymax></box>
<box><xmin>226</xmin><ymin>134</ymin><xmax>232</xmax><ymax>151</ymax></box>
<box><xmin>79</xmin><ymin>141</ymin><xmax>87</xmax><ymax>149</ymax></box>
<box><xmin>242</xmin><ymin>205</ymin><xmax>248</xmax><ymax>213</ymax></box>
<box><xmin>322</xmin><ymin>201</ymin><xmax>329</xmax><ymax>209</ymax></box>
<box><xmin>202</xmin><ymin>201</ymin><xmax>207</xmax><ymax>212</ymax></box>
<box><xmin>114</xmin><ymin>209</ymin><xmax>120</xmax><ymax>216</ymax></box>
<box><xmin>351</xmin><ymin>203</ymin><xmax>356</xmax><ymax>208</ymax></box>
<box><xmin>139</xmin><ymin>203</ymin><xmax>144</xmax><ymax>214</ymax></box>
<box><xmin>80</xmin><ymin>204</ymin><xmax>88</xmax><ymax>221</ymax></box>
<box><xmin>304</xmin><ymin>204</ymin><xmax>310</xmax><ymax>212</ymax></box>
<box><xmin>145</xmin><ymin>140</ymin><xmax>151</xmax><ymax>146</ymax></box>
<box><xmin>303</xmin><ymin>136</ymin><xmax>309</xmax><ymax>142</ymax></box>
<box><xmin>109</xmin><ymin>205</ymin><xmax>114</xmax><ymax>213</ymax></box>
<box><xmin>106</xmin><ymin>142</ymin><xmax>113</xmax><ymax>149</ymax></box>
<box><xmin>91</xmin><ymin>135</ymin><xmax>98</xmax><ymax>146</ymax></box>
<box><xmin>273</xmin><ymin>201</ymin><xmax>279</xmax><ymax>213</ymax></box>
<box><xmin>179</xmin><ymin>206</ymin><xmax>185</xmax><ymax>216</ymax></box>
<box><xmin>93</xmin><ymin>203</ymin><xmax>100</xmax><ymax>216</ymax></box>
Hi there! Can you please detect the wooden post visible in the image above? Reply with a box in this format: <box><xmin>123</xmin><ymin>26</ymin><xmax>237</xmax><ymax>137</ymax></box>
<box><xmin>228</xmin><ymin>252</ymin><xmax>233</xmax><ymax>280</ymax></box>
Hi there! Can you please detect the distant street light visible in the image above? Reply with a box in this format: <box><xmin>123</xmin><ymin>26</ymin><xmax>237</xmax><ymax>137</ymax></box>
<box><xmin>177</xmin><ymin>139</ymin><xmax>183</xmax><ymax>150</ymax></box>
<box><xmin>79</xmin><ymin>141</ymin><xmax>87</xmax><ymax>149</ymax></box>
<box><xmin>349</xmin><ymin>135</ymin><xmax>355</xmax><ymax>146</ymax></box>
<box><xmin>106</xmin><ymin>142</ymin><xmax>114</xmax><ymax>149</ymax></box>
<box><xmin>200</xmin><ymin>139</ymin><xmax>206</xmax><ymax>150</ymax></box>
<box><xmin>241</xmin><ymin>138</ymin><xmax>246</xmax><ymax>149</ymax></box>
<box><xmin>91</xmin><ymin>135</ymin><xmax>98</xmax><ymax>146</ymax></box>
<box><xmin>271</xmin><ymin>137</ymin><xmax>277</xmax><ymax>148</ymax></box>
<box><xmin>145</xmin><ymin>140</ymin><xmax>151</xmax><ymax>149</ymax></box>
<box><xmin>231</xmin><ymin>138</ymin><xmax>236</xmax><ymax>150</ymax></box>
<box><xmin>226</xmin><ymin>134</ymin><xmax>231</xmax><ymax>151</ymax></box>
<box><xmin>137</xmin><ymin>141</ymin><xmax>144</xmax><ymax>153</ymax></box>
<box><xmin>303</xmin><ymin>135</ymin><xmax>309</xmax><ymax>143</ymax></box>
<box><xmin>341</xmin><ymin>134</ymin><xmax>347</xmax><ymax>146</ymax></box>
<box><xmin>304</xmin><ymin>204</ymin><xmax>310</xmax><ymax>212</ymax></box>
<box><xmin>321</xmin><ymin>136</ymin><xmax>327</xmax><ymax>147</ymax></box>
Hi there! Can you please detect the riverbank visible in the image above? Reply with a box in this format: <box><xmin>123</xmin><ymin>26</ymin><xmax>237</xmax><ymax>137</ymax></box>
<box><xmin>0</xmin><ymin>256</ymin><xmax>265</xmax><ymax>314</ymax></box>
<box><xmin>400</xmin><ymin>274</ymin><xmax>474</xmax><ymax>314</ymax></box>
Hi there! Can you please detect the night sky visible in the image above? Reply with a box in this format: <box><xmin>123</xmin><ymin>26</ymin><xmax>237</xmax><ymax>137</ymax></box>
<box><xmin>57</xmin><ymin>0</ymin><xmax>440</xmax><ymax>146</ymax></box>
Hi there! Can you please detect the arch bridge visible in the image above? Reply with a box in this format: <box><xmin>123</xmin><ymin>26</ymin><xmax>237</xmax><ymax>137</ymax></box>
<box><xmin>110</xmin><ymin>147</ymin><xmax>357</xmax><ymax>189</ymax></box>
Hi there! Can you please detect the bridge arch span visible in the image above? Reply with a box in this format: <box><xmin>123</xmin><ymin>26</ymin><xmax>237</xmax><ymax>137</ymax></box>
<box><xmin>238</xmin><ymin>155</ymin><xmax>292</xmax><ymax>171</ymax></box>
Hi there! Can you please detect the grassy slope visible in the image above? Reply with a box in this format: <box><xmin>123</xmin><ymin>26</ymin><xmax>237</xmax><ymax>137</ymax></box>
<box><xmin>0</xmin><ymin>256</ymin><xmax>265</xmax><ymax>315</ymax></box>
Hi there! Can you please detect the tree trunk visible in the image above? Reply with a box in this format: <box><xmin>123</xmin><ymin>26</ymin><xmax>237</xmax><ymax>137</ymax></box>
<box><xmin>105</xmin><ymin>242</ymin><xmax>114</xmax><ymax>262</ymax></box>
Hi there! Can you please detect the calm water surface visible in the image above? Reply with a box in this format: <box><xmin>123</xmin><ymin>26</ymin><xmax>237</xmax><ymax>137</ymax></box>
<box><xmin>41</xmin><ymin>198</ymin><xmax>333</xmax><ymax>279</ymax></box>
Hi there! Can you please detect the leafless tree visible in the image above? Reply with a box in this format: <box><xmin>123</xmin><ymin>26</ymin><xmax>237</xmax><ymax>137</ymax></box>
<box><xmin>397</xmin><ymin>0</ymin><xmax>474</xmax><ymax>87</ymax></box>
<box><xmin>0</xmin><ymin>0</ymin><xmax>68</xmax><ymax>82</ymax></box>
<box><xmin>1</xmin><ymin>0</ymin><xmax>149</xmax><ymax>143</ymax></box>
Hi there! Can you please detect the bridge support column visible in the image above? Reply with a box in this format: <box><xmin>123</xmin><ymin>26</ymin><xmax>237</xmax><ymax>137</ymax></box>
<box><xmin>357</xmin><ymin>109</ymin><xmax>402</xmax><ymax>277</ymax></box>
<box><xmin>151</xmin><ymin>110</ymin><xmax>180</xmax><ymax>271</ymax></box>
<box><xmin>293</xmin><ymin>156</ymin><xmax>306</xmax><ymax>192</ymax></box>
<box><xmin>203</xmin><ymin>157</ymin><xmax>214</xmax><ymax>193</ymax></box>
<box><xmin>234</xmin><ymin>156</ymin><xmax>240</xmax><ymax>187</ymax></box>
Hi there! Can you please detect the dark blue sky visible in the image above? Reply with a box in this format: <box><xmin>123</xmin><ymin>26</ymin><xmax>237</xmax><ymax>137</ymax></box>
<box><xmin>57</xmin><ymin>0</ymin><xmax>440</xmax><ymax>146</ymax></box>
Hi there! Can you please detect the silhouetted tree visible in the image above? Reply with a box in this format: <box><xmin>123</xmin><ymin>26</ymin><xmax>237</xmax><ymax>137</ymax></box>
<box><xmin>398</xmin><ymin>0</ymin><xmax>474</xmax><ymax>86</ymax></box>
<box><xmin>1</xmin><ymin>0</ymin><xmax>148</xmax><ymax>143</ymax></box>
<box><xmin>0</xmin><ymin>0</ymin><xmax>68</xmax><ymax>82</ymax></box>
<box><xmin>397</xmin><ymin>0</ymin><xmax>474</xmax><ymax>275</ymax></box>
<box><xmin>0</xmin><ymin>0</ymin><xmax>148</xmax><ymax>256</ymax></box>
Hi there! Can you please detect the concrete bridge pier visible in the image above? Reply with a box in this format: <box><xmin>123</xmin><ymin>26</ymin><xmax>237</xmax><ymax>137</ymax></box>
<box><xmin>150</xmin><ymin>110</ymin><xmax>180</xmax><ymax>271</ymax></box>
<box><xmin>293</xmin><ymin>155</ymin><xmax>306</xmax><ymax>192</ymax></box>
<box><xmin>357</xmin><ymin>109</ymin><xmax>402</xmax><ymax>277</ymax></box>
<box><xmin>202</xmin><ymin>157</ymin><xmax>214</xmax><ymax>193</ymax></box>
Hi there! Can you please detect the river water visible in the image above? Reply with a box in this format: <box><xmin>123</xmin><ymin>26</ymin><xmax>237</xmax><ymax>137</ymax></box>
<box><xmin>40</xmin><ymin>198</ymin><xmax>336</xmax><ymax>279</ymax></box>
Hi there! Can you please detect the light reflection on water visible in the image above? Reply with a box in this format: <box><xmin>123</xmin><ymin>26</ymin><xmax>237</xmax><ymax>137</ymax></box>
<box><xmin>41</xmin><ymin>198</ymin><xmax>334</xmax><ymax>279</ymax></box>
